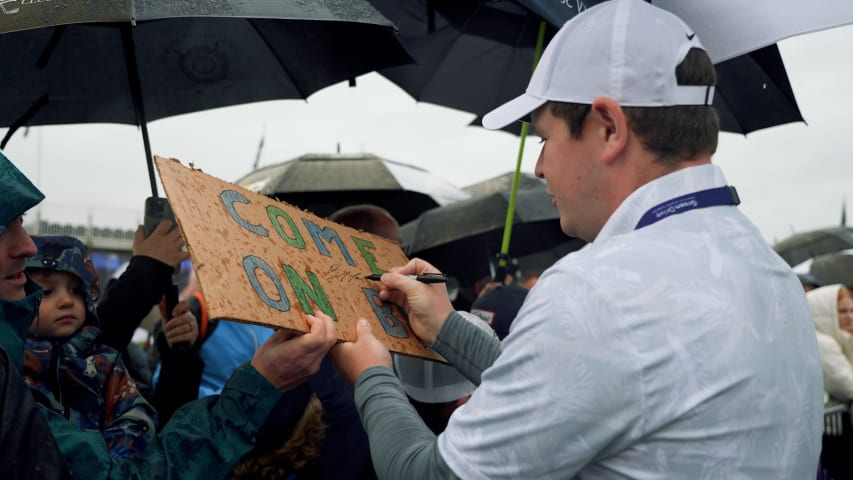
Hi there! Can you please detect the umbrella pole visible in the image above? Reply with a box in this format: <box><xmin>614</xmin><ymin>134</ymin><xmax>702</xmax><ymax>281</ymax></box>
<box><xmin>120</xmin><ymin>23</ymin><xmax>158</xmax><ymax>198</ymax></box>
<box><xmin>494</xmin><ymin>19</ymin><xmax>547</xmax><ymax>282</ymax></box>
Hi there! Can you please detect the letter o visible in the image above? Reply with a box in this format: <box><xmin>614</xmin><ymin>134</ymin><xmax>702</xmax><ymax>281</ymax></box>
<box><xmin>243</xmin><ymin>255</ymin><xmax>290</xmax><ymax>312</ymax></box>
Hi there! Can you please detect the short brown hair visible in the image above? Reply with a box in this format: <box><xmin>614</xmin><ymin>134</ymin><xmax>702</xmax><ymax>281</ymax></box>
<box><xmin>547</xmin><ymin>48</ymin><xmax>719</xmax><ymax>166</ymax></box>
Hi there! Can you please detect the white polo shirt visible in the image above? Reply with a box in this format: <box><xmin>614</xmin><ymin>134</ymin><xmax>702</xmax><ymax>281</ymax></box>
<box><xmin>439</xmin><ymin>164</ymin><xmax>823</xmax><ymax>479</ymax></box>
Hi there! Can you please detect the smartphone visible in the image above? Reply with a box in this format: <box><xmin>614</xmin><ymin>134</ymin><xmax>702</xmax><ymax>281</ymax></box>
<box><xmin>143</xmin><ymin>196</ymin><xmax>176</xmax><ymax>237</ymax></box>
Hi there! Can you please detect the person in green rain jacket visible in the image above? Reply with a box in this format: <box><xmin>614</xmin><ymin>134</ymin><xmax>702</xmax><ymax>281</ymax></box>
<box><xmin>0</xmin><ymin>150</ymin><xmax>338</xmax><ymax>480</ymax></box>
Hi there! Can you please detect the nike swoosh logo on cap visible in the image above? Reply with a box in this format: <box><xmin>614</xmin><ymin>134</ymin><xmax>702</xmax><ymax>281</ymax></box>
<box><xmin>686</xmin><ymin>32</ymin><xmax>696</xmax><ymax>40</ymax></box>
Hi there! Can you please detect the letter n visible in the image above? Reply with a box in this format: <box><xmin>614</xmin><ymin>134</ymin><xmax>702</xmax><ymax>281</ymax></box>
<box><xmin>283</xmin><ymin>264</ymin><xmax>337</xmax><ymax>320</ymax></box>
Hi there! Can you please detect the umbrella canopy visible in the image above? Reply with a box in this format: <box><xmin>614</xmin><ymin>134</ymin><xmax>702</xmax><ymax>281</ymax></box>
<box><xmin>808</xmin><ymin>251</ymin><xmax>853</xmax><ymax>288</ymax></box>
<box><xmin>400</xmin><ymin>185</ymin><xmax>584</xmax><ymax>284</ymax></box>
<box><xmin>369</xmin><ymin>0</ymin><xmax>815</xmax><ymax>135</ymax></box>
<box><xmin>521</xmin><ymin>0</ymin><xmax>853</xmax><ymax>64</ymax></box>
<box><xmin>235</xmin><ymin>153</ymin><xmax>469</xmax><ymax>224</ymax></box>
<box><xmin>463</xmin><ymin>171</ymin><xmax>545</xmax><ymax>197</ymax></box>
<box><xmin>773</xmin><ymin>227</ymin><xmax>853</xmax><ymax>267</ymax></box>
<box><xmin>371</xmin><ymin>0</ymin><xmax>555</xmax><ymax>135</ymax></box>
<box><xmin>0</xmin><ymin>0</ymin><xmax>412</xmax><ymax>196</ymax></box>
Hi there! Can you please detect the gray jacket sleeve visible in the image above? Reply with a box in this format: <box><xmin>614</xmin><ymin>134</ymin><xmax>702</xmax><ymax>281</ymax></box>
<box><xmin>352</xmin><ymin>310</ymin><xmax>503</xmax><ymax>479</ymax></box>
<box><xmin>354</xmin><ymin>367</ymin><xmax>456</xmax><ymax>479</ymax></box>
<box><xmin>432</xmin><ymin>311</ymin><xmax>502</xmax><ymax>384</ymax></box>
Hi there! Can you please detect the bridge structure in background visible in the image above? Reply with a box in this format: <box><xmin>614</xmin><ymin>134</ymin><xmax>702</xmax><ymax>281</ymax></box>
<box><xmin>24</xmin><ymin>217</ymin><xmax>136</xmax><ymax>283</ymax></box>
<box><xmin>25</xmin><ymin>219</ymin><xmax>136</xmax><ymax>252</ymax></box>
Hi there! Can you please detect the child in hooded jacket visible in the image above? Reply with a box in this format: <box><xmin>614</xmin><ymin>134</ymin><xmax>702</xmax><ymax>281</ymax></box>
<box><xmin>22</xmin><ymin>235</ymin><xmax>157</xmax><ymax>459</ymax></box>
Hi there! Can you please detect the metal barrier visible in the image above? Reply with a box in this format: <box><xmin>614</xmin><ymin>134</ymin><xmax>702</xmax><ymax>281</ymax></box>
<box><xmin>824</xmin><ymin>403</ymin><xmax>850</xmax><ymax>437</ymax></box>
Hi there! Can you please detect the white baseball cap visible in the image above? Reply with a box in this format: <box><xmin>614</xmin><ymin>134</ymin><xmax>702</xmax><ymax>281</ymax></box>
<box><xmin>482</xmin><ymin>0</ymin><xmax>715</xmax><ymax>130</ymax></box>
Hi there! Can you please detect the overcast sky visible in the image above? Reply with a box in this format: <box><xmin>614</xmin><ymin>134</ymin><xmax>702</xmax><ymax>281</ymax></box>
<box><xmin>3</xmin><ymin>23</ymin><xmax>852</xmax><ymax>245</ymax></box>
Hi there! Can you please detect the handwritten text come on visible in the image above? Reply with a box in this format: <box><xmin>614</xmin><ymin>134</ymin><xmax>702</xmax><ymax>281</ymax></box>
<box><xmin>155</xmin><ymin>156</ymin><xmax>442</xmax><ymax>361</ymax></box>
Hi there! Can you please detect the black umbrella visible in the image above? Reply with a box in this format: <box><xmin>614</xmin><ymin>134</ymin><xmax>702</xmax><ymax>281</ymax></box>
<box><xmin>371</xmin><ymin>0</ymin><xmax>554</xmax><ymax>135</ymax></box>
<box><xmin>773</xmin><ymin>227</ymin><xmax>853</xmax><ymax>267</ymax></box>
<box><xmin>0</xmin><ymin>0</ymin><xmax>412</xmax><ymax>197</ymax></box>
<box><xmin>400</xmin><ymin>185</ymin><xmax>584</xmax><ymax>284</ymax></box>
<box><xmin>370</xmin><ymin>0</ymin><xmax>807</xmax><ymax>135</ymax></box>
<box><xmin>234</xmin><ymin>153</ymin><xmax>469</xmax><ymax>224</ymax></box>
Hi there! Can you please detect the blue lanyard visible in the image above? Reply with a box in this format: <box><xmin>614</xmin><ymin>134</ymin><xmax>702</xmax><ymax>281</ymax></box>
<box><xmin>634</xmin><ymin>186</ymin><xmax>740</xmax><ymax>230</ymax></box>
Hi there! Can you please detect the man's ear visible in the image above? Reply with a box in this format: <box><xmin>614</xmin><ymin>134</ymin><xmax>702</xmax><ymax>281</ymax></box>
<box><xmin>590</xmin><ymin>97</ymin><xmax>628</xmax><ymax>164</ymax></box>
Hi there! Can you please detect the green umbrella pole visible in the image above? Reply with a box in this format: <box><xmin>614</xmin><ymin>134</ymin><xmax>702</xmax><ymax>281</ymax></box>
<box><xmin>494</xmin><ymin>19</ymin><xmax>547</xmax><ymax>281</ymax></box>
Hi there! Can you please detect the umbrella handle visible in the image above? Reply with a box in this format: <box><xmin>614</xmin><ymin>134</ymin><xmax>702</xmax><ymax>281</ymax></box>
<box><xmin>498</xmin><ymin>20</ymin><xmax>548</xmax><ymax>264</ymax></box>
<box><xmin>492</xmin><ymin>253</ymin><xmax>516</xmax><ymax>283</ymax></box>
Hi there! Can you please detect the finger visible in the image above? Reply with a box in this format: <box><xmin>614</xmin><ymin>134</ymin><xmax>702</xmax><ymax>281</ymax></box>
<box><xmin>355</xmin><ymin>318</ymin><xmax>374</xmax><ymax>341</ymax></box>
<box><xmin>304</xmin><ymin>313</ymin><xmax>325</xmax><ymax>341</ymax></box>
<box><xmin>378</xmin><ymin>288</ymin><xmax>409</xmax><ymax>309</ymax></box>
<box><xmin>381</xmin><ymin>271</ymin><xmax>423</xmax><ymax>297</ymax></box>
<box><xmin>172</xmin><ymin>301</ymin><xmax>190</xmax><ymax>317</ymax></box>
<box><xmin>390</xmin><ymin>258</ymin><xmax>441</xmax><ymax>276</ymax></box>
<box><xmin>153</xmin><ymin>219</ymin><xmax>173</xmax><ymax>235</ymax></box>
<box><xmin>268</xmin><ymin>327</ymin><xmax>298</xmax><ymax>344</ymax></box>
<box><xmin>313</xmin><ymin>311</ymin><xmax>338</xmax><ymax>346</ymax></box>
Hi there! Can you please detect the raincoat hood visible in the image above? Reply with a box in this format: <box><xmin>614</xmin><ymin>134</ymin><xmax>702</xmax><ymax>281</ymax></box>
<box><xmin>0</xmin><ymin>277</ymin><xmax>41</xmax><ymax>366</ymax></box>
<box><xmin>26</xmin><ymin>235</ymin><xmax>100</xmax><ymax>327</ymax></box>
<box><xmin>808</xmin><ymin>284</ymin><xmax>851</xmax><ymax>348</ymax></box>
<box><xmin>0</xmin><ymin>150</ymin><xmax>43</xmax><ymax>233</ymax></box>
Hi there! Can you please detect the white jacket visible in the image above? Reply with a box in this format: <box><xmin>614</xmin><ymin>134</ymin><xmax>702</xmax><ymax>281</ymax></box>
<box><xmin>808</xmin><ymin>284</ymin><xmax>853</xmax><ymax>402</ymax></box>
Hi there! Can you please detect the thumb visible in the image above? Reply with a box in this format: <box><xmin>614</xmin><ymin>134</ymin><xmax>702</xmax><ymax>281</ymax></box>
<box><xmin>355</xmin><ymin>318</ymin><xmax>373</xmax><ymax>340</ymax></box>
<box><xmin>133</xmin><ymin>225</ymin><xmax>145</xmax><ymax>243</ymax></box>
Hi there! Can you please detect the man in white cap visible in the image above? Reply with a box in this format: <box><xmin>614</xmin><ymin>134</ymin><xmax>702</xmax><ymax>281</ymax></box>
<box><xmin>332</xmin><ymin>0</ymin><xmax>824</xmax><ymax>478</ymax></box>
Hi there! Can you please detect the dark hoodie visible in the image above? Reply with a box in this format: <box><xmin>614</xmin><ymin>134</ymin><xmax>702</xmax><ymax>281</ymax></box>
<box><xmin>23</xmin><ymin>235</ymin><xmax>157</xmax><ymax>459</ymax></box>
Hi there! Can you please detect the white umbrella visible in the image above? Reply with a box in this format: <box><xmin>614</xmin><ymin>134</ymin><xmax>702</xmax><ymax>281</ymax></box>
<box><xmin>650</xmin><ymin>0</ymin><xmax>853</xmax><ymax>62</ymax></box>
<box><xmin>520</xmin><ymin>0</ymin><xmax>853</xmax><ymax>62</ymax></box>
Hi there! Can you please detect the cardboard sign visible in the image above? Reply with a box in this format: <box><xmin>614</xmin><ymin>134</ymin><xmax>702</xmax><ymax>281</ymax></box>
<box><xmin>154</xmin><ymin>156</ymin><xmax>442</xmax><ymax>361</ymax></box>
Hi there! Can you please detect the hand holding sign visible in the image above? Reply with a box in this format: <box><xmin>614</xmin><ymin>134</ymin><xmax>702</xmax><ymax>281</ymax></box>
<box><xmin>154</xmin><ymin>156</ymin><xmax>443</xmax><ymax>362</ymax></box>
<box><xmin>331</xmin><ymin>318</ymin><xmax>392</xmax><ymax>386</ymax></box>
<box><xmin>251</xmin><ymin>312</ymin><xmax>337</xmax><ymax>392</ymax></box>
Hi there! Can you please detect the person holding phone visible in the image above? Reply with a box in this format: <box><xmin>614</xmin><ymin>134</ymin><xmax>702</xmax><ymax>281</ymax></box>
<box><xmin>0</xmin><ymin>150</ymin><xmax>337</xmax><ymax>479</ymax></box>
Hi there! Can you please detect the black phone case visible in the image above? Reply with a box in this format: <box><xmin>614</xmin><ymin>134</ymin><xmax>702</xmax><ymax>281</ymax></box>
<box><xmin>143</xmin><ymin>196</ymin><xmax>176</xmax><ymax>237</ymax></box>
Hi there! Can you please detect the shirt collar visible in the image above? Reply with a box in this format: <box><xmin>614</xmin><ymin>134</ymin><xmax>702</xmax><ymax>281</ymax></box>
<box><xmin>595</xmin><ymin>164</ymin><xmax>729</xmax><ymax>243</ymax></box>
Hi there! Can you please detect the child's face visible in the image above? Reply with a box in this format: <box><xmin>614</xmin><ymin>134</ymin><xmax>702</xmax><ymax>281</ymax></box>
<box><xmin>28</xmin><ymin>270</ymin><xmax>87</xmax><ymax>339</ymax></box>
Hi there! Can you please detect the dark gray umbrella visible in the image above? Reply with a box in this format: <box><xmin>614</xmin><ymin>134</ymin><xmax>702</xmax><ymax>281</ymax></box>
<box><xmin>400</xmin><ymin>185</ymin><xmax>584</xmax><ymax>284</ymax></box>
<box><xmin>463</xmin><ymin>171</ymin><xmax>544</xmax><ymax>197</ymax></box>
<box><xmin>808</xmin><ymin>251</ymin><xmax>853</xmax><ymax>288</ymax></box>
<box><xmin>0</xmin><ymin>0</ymin><xmax>412</xmax><ymax>197</ymax></box>
<box><xmin>234</xmin><ymin>153</ymin><xmax>469</xmax><ymax>224</ymax></box>
<box><xmin>370</xmin><ymin>0</ymin><xmax>806</xmax><ymax>135</ymax></box>
<box><xmin>773</xmin><ymin>227</ymin><xmax>853</xmax><ymax>267</ymax></box>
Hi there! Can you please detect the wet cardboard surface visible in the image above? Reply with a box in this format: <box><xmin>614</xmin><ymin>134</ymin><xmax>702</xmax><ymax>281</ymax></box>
<box><xmin>155</xmin><ymin>155</ymin><xmax>442</xmax><ymax>361</ymax></box>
